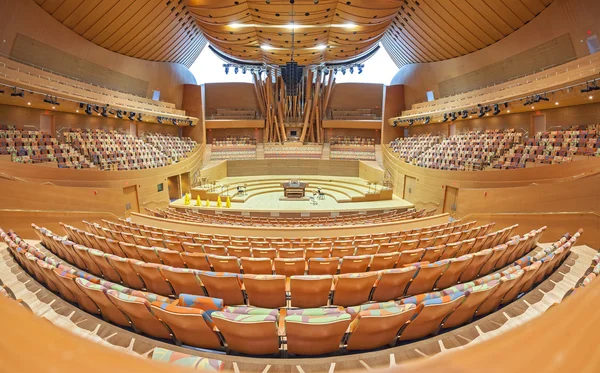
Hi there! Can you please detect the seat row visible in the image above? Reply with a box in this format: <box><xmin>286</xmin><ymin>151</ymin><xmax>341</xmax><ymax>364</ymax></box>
<box><xmin>3</xmin><ymin>227</ymin><xmax>579</xmax><ymax>356</ymax></box>
<box><xmin>36</xmin><ymin>224</ymin><xmax>537</xmax><ymax>307</ymax></box>
<box><xmin>101</xmin><ymin>218</ymin><xmax>476</xmax><ymax>248</ymax></box>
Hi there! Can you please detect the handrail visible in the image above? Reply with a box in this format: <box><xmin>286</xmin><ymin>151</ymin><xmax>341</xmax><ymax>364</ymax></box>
<box><xmin>0</xmin><ymin>208</ymin><xmax>121</xmax><ymax>219</ymax></box>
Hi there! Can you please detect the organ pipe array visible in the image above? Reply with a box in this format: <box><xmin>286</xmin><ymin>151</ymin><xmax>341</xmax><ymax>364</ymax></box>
<box><xmin>252</xmin><ymin>68</ymin><xmax>336</xmax><ymax>143</ymax></box>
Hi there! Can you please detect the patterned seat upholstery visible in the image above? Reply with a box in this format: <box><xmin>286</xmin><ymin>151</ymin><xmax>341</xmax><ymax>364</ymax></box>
<box><xmin>398</xmin><ymin>292</ymin><xmax>465</xmax><ymax>340</ymax></box>
<box><xmin>106</xmin><ymin>290</ymin><xmax>171</xmax><ymax>339</ymax></box>
<box><xmin>285</xmin><ymin>313</ymin><xmax>351</xmax><ymax>356</ymax></box>
<box><xmin>75</xmin><ymin>278</ymin><xmax>130</xmax><ymax>326</ymax></box>
<box><xmin>151</xmin><ymin>347</ymin><xmax>224</xmax><ymax>371</ymax></box>
<box><xmin>443</xmin><ymin>280</ymin><xmax>500</xmax><ymax>328</ymax></box>
<box><xmin>476</xmin><ymin>270</ymin><xmax>524</xmax><ymax>316</ymax></box>
<box><xmin>289</xmin><ymin>275</ymin><xmax>333</xmax><ymax>308</ymax></box>
<box><xmin>212</xmin><ymin>312</ymin><xmax>280</xmax><ymax>355</ymax></box>
<box><xmin>178</xmin><ymin>293</ymin><xmax>223</xmax><ymax>314</ymax></box>
<box><xmin>346</xmin><ymin>304</ymin><xmax>417</xmax><ymax>351</ymax></box>
<box><xmin>150</xmin><ymin>301</ymin><xmax>222</xmax><ymax>348</ymax></box>
<box><xmin>345</xmin><ymin>300</ymin><xmax>398</xmax><ymax>319</ymax></box>
<box><xmin>51</xmin><ymin>268</ymin><xmax>100</xmax><ymax>314</ymax></box>
<box><xmin>105</xmin><ymin>255</ymin><xmax>145</xmax><ymax>289</ymax></box>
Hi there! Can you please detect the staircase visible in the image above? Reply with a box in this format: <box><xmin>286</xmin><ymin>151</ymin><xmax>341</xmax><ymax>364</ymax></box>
<box><xmin>321</xmin><ymin>143</ymin><xmax>330</xmax><ymax>160</ymax></box>
<box><xmin>256</xmin><ymin>143</ymin><xmax>265</xmax><ymax>159</ymax></box>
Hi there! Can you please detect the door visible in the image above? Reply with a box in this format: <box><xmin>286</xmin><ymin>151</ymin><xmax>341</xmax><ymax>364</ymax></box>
<box><xmin>443</xmin><ymin>186</ymin><xmax>458</xmax><ymax>215</ymax></box>
<box><xmin>122</xmin><ymin>185</ymin><xmax>140</xmax><ymax>213</ymax></box>
<box><xmin>167</xmin><ymin>175</ymin><xmax>181</xmax><ymax>201</ymax></box>
<box><xmin>403</xmin><ymin>175</ymin><xmax>416</xmax><ymax>201</ymax></box>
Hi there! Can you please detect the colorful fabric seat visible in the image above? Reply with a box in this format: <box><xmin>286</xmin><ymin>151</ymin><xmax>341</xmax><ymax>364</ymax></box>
<box><xmin>443</xmin><ymin>280</ymin><xmax>500</xmax><ymax>328</ymax></box>
<box><xmin>212</xmin><ymin>312</ymin><xmax>279</xmax><ymax>355</ymax></box>
<box><xmin>75</xmin><ymin>278</ymin><xmax>130</xmax><ymax>326</ymax></box>
<box><xmin>405</xmin><ymin>260</ymin><xmax>450</xmax><ymax>296</ymax></box>
<box><xmin>346</xmin><ymin>301</ymin><xmax>398</xmax><ymax>319</ymax></box>
<box><xmin>106</xmin><ymin>290</ymin><xmax>171</xmax><ymax>339</ymax></box>
<box><xmin>151</xmin><ymin>347</ymin><xmax>224</xmax><ymax>371</ymax></box>
<box><xmin>178</xmin><ymin>294</ymin><xmax>223</xmax><ymax>314</ymax></box>
<box><xmin>398</xmin><ymin>292</ymin><xmax>465</xmax><ymax>340</ymax></box>
<box><xmin>223</xmin><ymin>306</ymin><xmax>279</xmax><ymax>317</ymax></box>
<box><xmin>285</xmin><ymin>313</ymin><xmax>351</xmax><ymax>356</ymax></box>
<box><xmin>105</xmin><ymin>256</ymin><xmax>145</xmax><ymax>289</ymax></box>
<box><xmin>476</xmin><ymin>270</ymin><xmax>523</xmax><ymax>316</ymax></box>
<box><xmin>346</xmin><ymin>304</ymin><xmax>416</xmax><ymax>351</ymax></box>
<box><xmin>51</xmin><ymin>268</ymin><xmax>100</xmax><ymax>314</ymax></box>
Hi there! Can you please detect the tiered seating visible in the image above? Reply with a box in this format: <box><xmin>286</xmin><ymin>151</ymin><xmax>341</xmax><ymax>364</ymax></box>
<box><xmin>390</xmin><ymin>134</ymin><xmax>441</xmax><ymax>162</ymax></box>
<box><xmin>0</xmin><ymin>280</ymin><xmax>29</xmax><ymax>310</ymax></box>
<box><xmin>144</xmin><ymin>133</ymin><xmax>197</xmax><ymax>162</ymax></box>
<box><xmin>208</xmin><ymin>109</ymin><xmax>258</xmax><ymax>120</ymax></box>
<box><xmin>493</xmin><ymin>125</ymin><xmax>600</xmax><ymax>169</ymax></box>
<box><xmin>331</xmin><ymin>109</ymin><xmax>379</xmax><ymax>120</ymax></box>
<box><xmin>64</xmin><ymin>129</ymin><xmax>170</xmax><ymax>170</ymax></box>
<box><xmin>416</xmin><ymin>130</ymin><xmax>522</xmax><ymax>171</ymax></box>
<box><xmin>149</xmin><ymin>207</ymin><xmax>432</xmax><ymax>227</ymax></box>
<box><xmin>562</xmin><ymin>250</ymin><xmax>600</xmax><ymax>300</ymax></box>
<box><xmin>0</xmin><ymin>126</ymin><xmax>90</xmax><ymax>168</ymax></box>
<box><xmin>264</xmin><ymin>143</ymin><xmax>323</xmax><ymax>159</ymax></box>
<box><xmin>2</xmin><ymin>223</ymin><xmax>579</xmax><ymax>356</ymax></box>
<box><xmin>329</xmin><ymin>136</ymin><xmax>376</xmax><ymax>161</ymax></box>
<box><xmin>211</xmin><ymin>137</ymin><xmax>257</xmax><ymax>160</ymax></box>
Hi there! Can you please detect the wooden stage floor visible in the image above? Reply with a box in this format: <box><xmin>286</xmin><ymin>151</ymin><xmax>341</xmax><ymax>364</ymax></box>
<box><xmin>171</xmin><ymin>175</ymin><xmax>413</xmax><ymax>214</ymax></box>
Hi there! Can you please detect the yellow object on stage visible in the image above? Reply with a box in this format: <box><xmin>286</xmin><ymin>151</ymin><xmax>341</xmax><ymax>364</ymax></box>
<box><xmin>196</xmin><ymin>195</ymin><xmax>201</xmax><ymax>206</ymax></box>
<box><xmin>184</xmin><ymin>193</ymin><xmax>191</xmax><ymax>206</ymax></box>
<box><xmin>226</xmin><ymin>196</ymin><xmax>231</xmax><ymax>208</ymax></box>
<box><xmin>217</xmin><ymin>195</ymin><xmax>222</xmax><ymax>208</ymax></box>
<box><xmin>205</xmin><ymin>199</ymin><xmax>210</xmax><ymax>207</ymax></box>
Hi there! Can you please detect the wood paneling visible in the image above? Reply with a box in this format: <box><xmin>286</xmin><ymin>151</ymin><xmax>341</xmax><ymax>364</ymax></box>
<box><xmin>227</xmin><ymin>159</ymin><xmax>359</xmax><ymax>177</ymax></box>
<box><xmin>382</xmin><ymin>0</ymin><xmax>554</xmax><ymax>67</ymax></box>
<box><xmin>382</xmin><ymin>84</ymin><xmax>405</xmax><ymax>144</ymax></box>
<box><xmin>204</xmin><ymin>83</ymin><xmax>260</xmax><ymax>112</ymax></box>
<box><xmin>322</xmin><ymin>120</ymin><xmax>381</xmax><ymax>130</ymax></box>
<box><xmin>32</xmin><ymin>0</ymin><xmax>207</xmax><ymax>67</ymax></box>
<box><xmin>328</xmin><ymin>83</ymin><xmax>383</xmax><ymax>110</ymax></box>
<box><xmin>206</xmin><ymin>120</ymin><xmax>265</xmax><ymax>129</ymax></box>
<box><xmin>187</xmin><ymin>0</ymin><xmax>400</xmax><ymax>65</ymax></box>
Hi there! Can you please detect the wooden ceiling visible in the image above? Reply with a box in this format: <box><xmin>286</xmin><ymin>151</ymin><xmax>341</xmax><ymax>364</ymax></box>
<box><xmin>382</xmin><ymin>0</ymin><xmax>555</xmax><ymax>67</ymax></box>
<box><xmin>33</xmin><ymin>0</ymin><xmax>207</xmax><ymax>67</ymax></box>
<box><xmin>185</xmin><ymin>0</ymin><xmax>401</xmax><ymax>66</ymax></box>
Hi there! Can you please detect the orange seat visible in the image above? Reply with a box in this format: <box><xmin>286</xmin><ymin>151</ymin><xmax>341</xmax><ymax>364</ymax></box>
<box><xmin>243</xmin><ymin>274</ymin><xmax>287</xmax><ymax>308</ymax></box>
<box><xmin>75</xmin><ymin>278</ymin><xmax>130</xmax><ymax>327</ymax></box>
<box><xmin>346</xmin><ymin>304</ymin><xmax>416</xmax><ymax>351</ymax></box>
<box><xmin>136</xmin><ymin>246</ymin><xmax>161</xmax><ymax>264</ymax></box>
<box><xmin>332</xmin><ymin>272</ymin><xmax>379</xmax><ymax>307</ymax></box>
<box><xmin>212</xmin><ymin>311</ymin><xmax>279</xmax><ymax>355</ymax></box>
<box><xmin>421</xmin><ymin>245</ymin><xmax>445</xmax><ymax>263</ymax></box>
<box><xmin>305</xmin><ymin>248</ymin><xmax>331</xmax><ymax>259</ymax></box>
<box><xmin>130</xmin><ymin>261</ymin><xmax>174</xmax><ymax>296</ymax></box>
<box><xmin>371</xmin><ymin>266</ymin><xmax>418</xmax><ymax>302</ymax></box>
<box><xmin>240</xmin><ymin>257</ymin><xmax>273</xmax><ymax>274</ymax></box>
<box><xmin>355</xmin><ymin>244</ymin><xmax>379</xmax><ymax>256</ymax></box>
<box><xmin>370</xmin><ymin>252</ymin><xmax>400</xmax><ymax>271</ymax></box>
<box><xmin>459</xmin><ymin>249</ymin><xmax>493</xmax><ymax>283</ymax></box>
<box><xmin>434</xmin><ymin>255</ymin><xmax>473</xmax><ymax>289</ymax></box>
<box><xmin>378</xmin><ymin>242</ymin><xmax>400</xmax><ymax>253</ymax></box>
<box><xmin>227</xmin><ymin>246</ymin><xmax>251</xmax><ymax>258</ymax></box>
<box><xmin>405</xmin><ymin>261</ymin><xmax>449</xmax><ymax>296</ymax></box>
<box><xmin>274</xmin><ymin>258</ymin><xmax>305</xmax><ymax>276</ymax></box>
<box><xmin>198</xmin><ymin>272</ymin><xmax>245</xmax><ymax>306</ymax></box>
<box><xmin>339</xmin><ymin>255</ymin><xmax>371</xmax><ymax>274</ymax></box>
<box><xmin>106</xmin><ymin>290</ymin><xmax>171</xmax><ymax>339</ymax></box>
<box><xmin>442</xmin><ymin>281</ymin><xmax>500</xmax><ymax>329</ymax></box>
<box><xmin>119</xmin><ymin>242</ymin><xmax>143</xmax><ymax>261</ymax></box>
<box><xmin>252</xmin><ymin>248</ymin><xmax>277</xmax><ymax>259</ymax></box>
<box><xmin>208</xmin><ymin>255</ymin><xmax>241</xmax><ymax>273</ymax></box>
<box><xmin>156</xmin><ymin>248</ymin><xmax>186</xmax><ymax>268</ymax></box>
<box><xmin>398</xmin><ymin>240</ymin><xmax>419</xmax><ymax>253</ymax></box>
<box><xmin>285</xmin><ymin>313</ymin><xmax>351</xmax><ymax>356</ymax></box>
<box><xmin>476</xmin><ymin>270</ymin><xmax>523</xmax><ymax>316</ymax></box>
<box><xmin>479</xmin><ymin>244</ymin><xmax>508</xmax><ymax>275</ymax></box>
<box><xmin>396</xmin><ymin>248</ymin><xmax>425</xmax><ymax>267</ymax></box>
<box><xmin>88</xmin><ymin>250</ymin><xmax>122</xmax><ymax>283</ymax></box>
<box><xmin>159</xmin><ymin>266</ymin><xmax>204</xmax><ymax>296</ymax></box>
<box><xmin>104</xmin><ymin>256</ymin><xmax>145</xmax><ymax>289</ymax></box>
<box><xmin>181</xmin><ymin>252</ymin><xmax>212</xmax><ymax>271</ymax></box>
<box><xmin>278</xmin><ymin>248</ymin><xmax>305</xmax><ymax>259</ymax></box>
<box><xmin>51</xmin><ymin>268</ymin><xmax>100</xmax><ymax>314</ymax></box>
<box><xmin>289</xmin><ymin>275</ymin><xmax>332</xmax><ymax>308</ymax></box>
<box><xmin>399</xmin><ymin>292</ymin><xmax>465</xmax><ymax>340</ymax></box>
<box><xmin>181</xmin><ymin>242</ymin><xmax>205</xmax><ymax>253</ymax></box>
<box><xmin>307</xmin><ymin>257</ymin><xmax>339</xmax><ymax>275</ymax></box>
<box><xmin>331</xmin><ymin>247</ymin><xmax>355</xmax><ymax>257</ymax></box>
<box><xmin>203</xmin><ymin>244</ymin><xmax>228</xmax><ymax>256</ymax></box>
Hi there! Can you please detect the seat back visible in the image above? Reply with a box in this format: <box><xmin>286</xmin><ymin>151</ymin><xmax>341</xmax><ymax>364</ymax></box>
<box><xmin>355</xmin><ymin>244</ymin><xmax>379</xmax><ymax>256</ymax></box>
<box><xmin>399</xmin><ymin>292</ymin><xmax>465</xmax><ymax>340</ymax></box>
<box><xmin>369</xmin><ymin>252</ymin><xmax>400</xmax><ymax>271</ymax></box>
<box><xmin>459</xmin><ymin>249</ymin><xmax>493</xmax><ymax>283</ymax></box>
<box><xmin>434</xmin><ymin>255</ymin><xmax>473</xmax><ymax>289</ymax></box>
<box><xmin>332</xmin><ymin>272</ymin><xmax>379</xmax><ymax>306</ymax></box>
<box><xmin>307</xmin><ymin>257</ymin><xmax>339</xmax><ymax>275</ymax></box>
<box><xmin>240</xmin><ymin>257</ymin><xmax>273</xmax><ymax>274</ymax></box>
<box><xmin>479</xmin><ymin>245</ymin><xmax>508</xmax><ymax>275</ymax></box>
<box><xmin>212</xmin><ymin>312</ymin><xmax>279</xmax><ymax>355</ymax></box>
<box><xmin>274</xmin><ymin>258</ymin><xmax>305</xmax><ymax>276</ymax></box>
<box><xmin>198</xmin><ymin>272</ymin><xmax>245</xmax><ymax>306</ymax></box>
<box><xmin>278</xmin><ymin>248</ymin><xmax>305</xmax><ymax>259</ymax></box>
<box><xmin>285</xmin><ymin>314</ymin><xmax>351</xmax><ymax>356</ymax></box>
<box><xmin>227</xmin><ymin>246</ymin><xmax>251</xmax><ymax>258</ymax></box>
<box><xmin>106</xmin><ymin>290</ymin><xmax>170</xmax><ymax>339</ymax></box>
<box><xmin>130</xmin><ymin>261</ymin><xmax>174</xmax><ymax>296</ymax></box>
<box><xmin>398</xmin><ymin>240</ymin><xmax>418</xmax><ymax>252</ymax></box>
<box><xmin>346</xmin><ymin>304</ymin><xmax>416</xmax><ymax>351</ymax></box>
<box><xmin>151</xmin><ymin>302</ymin><xmax>222</xmax><ymax>349</ymax></box>
<box><xmin>406</xmin><ymin>260</ymin><xmax>450</xmax><ymax>296</ymax></box>
<box><xmin>181</xmin><ymin>242</ymin><xmax>204</xmax><ymax>253</ymax></box>
<box><xmin>203</xmin><ymin>245</ymin><xmax>228</xmax><ymax>256</ymax></box>
<box><xmin>443</xmin><ymin>281</ymin><xmax>500</xmax><ymax>329</ymax></box>
<box><xmin>397</xmin><ymin>249</ymin><xmax>425</xmax><ymax>267</ymax></box>
<box><xmin>289</xmin><ymin>275</ymin><xmax>332</xmax><ymax>308</ymax></box>
<box><xmin>52</xmin><ymin>268</ymin><xmax>100</xmax><ymax>314</ymax></box>
<box><xmin>476</xmin><ymin>270</ymin><xmax>523</xmax><ymax>316</ymax></box>
<box><xmin>181</xmin><ymin>252</ymin><xmax>211</xmax><ymax>271</ymax></box>
<box><xmin>331</xmin><ymin>247</ymin><xmax>355</xmax><ymax>257</ymax></box>
<box><xmin>105</xmin><ymin>256</ymin><xmax>145</xmax><ymax>289</ymax></box>
<box><xmin>136</xmin><ymin>246</ymin><xmax>161</xmax><ymax>264</ymax></box>
<box><xmin>159</xmin><ymin>267</ymin><xmax>204</xmax><ymax>296</ymax></box>
<box><xmin>252</xmin><ymin>248</ymin><xmax>277</xmax><ymax>259</ymax></box>
<box><xmin>378</xmin><ymin>242</ymin><xmax>400</xmax><ymax>253</ymax></box>
<box><xmin>339</xmin><ymin>255</ymin><xmax>371</xmax><ymax>274</ymax></box>
<box><xmin>371</xmin><ymin>267</ymin><xmax>418</xmax><ymax>301</ymax></box>
<box><xmin>305</xmin><ymin>248</ymin><xmax>331</xmax><ymax>259</ymax></box>
<box><xmin>421</xmin><ymin>245</ymin><xmax>445</xmax><ymax>263</ymax></box>
<box><xmin>242</xmin><ymin>275</ymin><xmax>286</xmax><ymax>308</ymax></box>
<box><xmin>75</xmin><ymin>278</ymin><xmax>130</xmax><ymax>326</ymax></box>
<box><xmin>208</xmin><ymin>255</ymin><xmax>241</xmax><ymax>273</ymax></box>
<box><xmin>156</xmin><ymin>248</ymin><xmax>186</xmax><ymax>268</ymax></box>
<box><xmin>501</xmin><ymin>262</ymin><xmax>542</xmax><ymax>304</ymax></box>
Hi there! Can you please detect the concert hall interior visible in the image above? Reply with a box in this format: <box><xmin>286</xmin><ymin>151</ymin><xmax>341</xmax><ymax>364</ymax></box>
<box><xmin>0</xmin><ymin>0</ymin><xmax>600</xmax><ymax>372</ymax></box>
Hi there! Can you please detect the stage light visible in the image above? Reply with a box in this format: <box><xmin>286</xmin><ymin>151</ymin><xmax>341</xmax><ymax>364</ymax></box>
<box><xmin>172</xmin><ymin>118</ymin><xmax>178</xmax><ymax>125</ymax></box>
<box><xmin>242</xmin><ymin>66</ymin><xmax>247</xmax><ymax>74</ymax></box>
<box><xmin>85</xmin><ymin>104</ymin><xmax>92</xmax><ymax>115</ymax></box>
<box><xmin>478</xmin><ymin>107</ymin><xmax>485</xmax><ymax>118</ymax></box>
<box><xmin>392</xmin><ymin>120</ymin><xmax>398</xmax><ymax>127</ymax></box>
<box><xmin>157</xmin><ymin>117</ymin><xmax>163</xmax><ymax>124</ymax></box>
<box><xmin>358</xmin><ymin>66</ymin><xmax>363</xmax><ymax>74</ymax></box>
<box><xmin>52</xmin><ymin>96</ymin><xmax>60</xmax><ymax>106</ymax></box>
<box><xmin>504</xmin><ymin>102</ymin><xmax>509</xmax><ymax>108</ymax></box>
<box><xmin>93</xmin><ymin>105</ymin><xmax>100</xmax><ymax>113</ymax></box>
<box><xmin>590</xmin><ymin>95</ymin><xmax>594</xmax><ymax>100</ymax></box>
<box><xmin>493</xmin><ymin>104</ymin><xmax>500</xmax><ymax>115</ymax></box>
<box><xmin>424</xmin><ymin>117</ymin><xmax>430</xmax><ymax>124</ymax></box>
<box><xmin>461</xmin><ymin>110</ymin><xmax>468</xmax><ymax>119</ymax></box>
<box><xmin>137</xmin><ymin>113</ymin><xmax>143</xmax><ymax>122</ymax></box>
<box><xmin>349</xmin><ymin>67</ymin><xmax>354</xmax><ymax>74</ymax></box>
<box><xmin>450</xmin><ymin>112</ymin><xmax>457</xmax><ymax>121</ymax></box>
<box><xmin>234</xmin><ymin>67</ymin><xmax>239</xmax><ymax>74</ymax></box>
<box><xmin>409</xmin><ymin>119</ymin><xmax>414</xmax><ymax>126</ymax></box>
<box><xmin>442</xmin><ymin>113</ymin><xmax>448</xmax><ymax>122</ymax></box>
<box><xmin>43</xmin><ymin>95</ymin><xmax>53</xmax><ymax>104</ymax></box>
<box><xmin>101</xmin><ymin>107</ymin><xmax>108</xmax><ymax>117</ymax></box>
<box><xmin>128</xmin><ymin>111</ymin><xmax>135</xmax><ymax>120</ymax></box>
<box><xmin>224</xmin><ymin>65</ymin><xmax>229</xmax><ymax>74</ymax></box>
<box><xmin>341</xmin><ymin>68</ymin><xmax>346</xmax><ymax>75</ymax></box>
<box><xmin>10</xmin><ymin>87</ymin><xmax>24</xmax><ymax>98</ymax></box>
<box><xmin>539</xmin><ymin>94</ymin><xmax>549</xmax><ymax>102</ymax></box>
<box><xmin>116</xmin><ymin>110</ymin><xmax>123</xmax><ymax>119</ymax></box>
<box><xmin>189</xmin><ymin>120</ymin><xmax>194</xmax><ymax>127</ymax></box>
<box><xmin>79</xmin><ymin>103</ymin><xmax>84</xmax><ymax>109</ymax></box>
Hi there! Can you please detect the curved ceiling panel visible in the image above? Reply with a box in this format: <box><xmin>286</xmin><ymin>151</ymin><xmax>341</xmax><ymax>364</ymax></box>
<box><xmin>33</xmin><ymin>0</ymin><xmax>207</xmax><ymax>68</ymax></box>
<box><xmin>381</xmin><ymin>0</ymin><xmax>555</xmax><ymax>67</ymax></box>
<box><xmin>186</xmin><ymin>0</ymin><xmax>403</xmax><ymax>66</ymax></box>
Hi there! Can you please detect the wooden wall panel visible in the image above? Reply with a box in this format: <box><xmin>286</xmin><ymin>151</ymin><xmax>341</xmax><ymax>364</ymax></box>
<box><xmin>207</xmin><ymin>128</ymin><xmax>263</xmax><ymax>143</ymax></box>
<box><xmin>181</xmin><ymin>84</ymin><xmax>205</xmax><ymax>145</ymax></box>
<box><xmin>226</xmin><ymin>160</ymin><xmax>359</xmax><ymax>177</ymax></box>
<box><xmin>391</xmin><ymin>0</ymin><xmax>600</xmax><ymax>107</ymax></box>
<box><xmin>204</xmin><ymin>83</ymin><xmax>260</xmax><ymax>114</ymax></box>
<box><xmin>323</xmin><ymin>128</ymin><xmax>380</xmax><ymax>142</ymax></box>
<box><xmin>328</xmin><ymin>83</ymin><xmax>384</xmax><ymax>110</ymax></box>
<box><xmin>382</xmin><ymin>84</ymin><xmax>405</xmax><ymax>144</ymax></box>
<box><xmin>0</xmin><ymin>0</ymin><xmax>197</xmax><ymax>107</ymax></box>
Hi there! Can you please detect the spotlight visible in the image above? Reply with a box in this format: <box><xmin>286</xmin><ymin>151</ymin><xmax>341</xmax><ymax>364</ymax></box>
<box><xmin>172</xmin><ymin>118</ymin><xmax>178</xmax><ymax>125</ymax></box>
<box><xmin>539</xmin><ymin>94</ymin><xmax>549</xmax><ymax>102</ymax></box>
<box><xmin>137</xmin><ymin>113</ymin><xmax>143</xmax><ymax>122</ymax></box>
<box><xmin>157</xmin><ymin>117</ymin><xmax>163</xmax><ymax>124</ymax></box>
<box><xmin>349</xmin><ymin>67</ymin><xmax>354</xmax><ymax>74</ymax></box>
<box><xmin>242</xmin><ymin>66</ymin><xmax>247</xmax><ymax>74</ymax></box>
<box><xmin>225</xmin><ymin>66</ymin><xmax>229</xmax><ymax>74</ymax></box>
<box><xmin>450</xmin><ymin>112</ymin><xmax>457</xmax><ymax>121</ymax></box>
<box><xmin>128</xmin><ymin>111</ymin><xmax>135</xmax><ymax>121</ymax></box>
<box><xmin>93</xmin><ymin>105</ymin><xmax>100</xmax><ymax>113</ymax></box>
<box><xmin>189</xmin><ymin>120</ymin><xmax>195</xmax><ymax>127</ymax></box>
<box><xmin>52</xmin><ymin>96</ymin><xmax>60</xmax><ymax>106</ymax></box>
<box><xmin>43</xmin><ymin>95</ymin><xmax>53</xmax><ymax>104</ymax></box>
<box><xmin>461</xmin><ymin>110</ymin><xmax>468</xmax><ymax>119</ymax></box>
<box><xmin>503</xmin><ymin>102</ymin><xmax>509</xmax><ymax>108</ymax></box>
<box><xmin>478</xmin><ymin>107</ymin><xmax>485</xmax><ymax>118</ymax></box>
<box><xmin>523</xmin><ymin>97</ymin><xmax>532</xmax><ymax>106</ymax></box>
<box><xmin>85</xmin><ymin>104</ymin><xmax>92</xmax><ymax>115</ymax></box>
<box><xmin>442</xmin><ymin>113</ymin><xmax>448</xmax><ymax>122</ymax></box>
<box><xmin>116</xmin><ymin>110</ymin><xmax>123</xmax><ymax>119</ymax></box>
<box><xmin>10</xmin><ymin>87</ymin><xmax>24</xmax><ymax>98</ymax></box>
<box><xmin>493</xmin><ymin>104</ymin><xmax>500</xmax><ymax>115</ymax></box>
<box><xmin>409</xmin><ymin>119</ymin><xmax>414</xmax><ymax>126</ymax></box>
<box><xmin>79</xmin><ymin>103</ymin><xmax>85</xmax><ymax>109</ymax></box>
<box><xmin>392</xmin><ymin>120</ymin><xmax>398</xmax><ymax>127</ymax></box>
<box><xmin>234</xmin><ymin>67</ymin><xmax>239</xmax><ymax>74</ymax></box>
<box><xmin>358</xmin><ymin>66</ymin><xmax>363</xmax><ymax>74</ymax></box>
<box><xmin>341</xmin><ymin>68</ymin><xmax>346</xmax><ymax>75</ymax></box>
<box><xmin>101</xmin><ymin>106</ymin><xmax>108</xmax><ymax>117</ymax></box>
<box><xmin>424</xmin><ymin>117</ymin><xmax>431</xmax><ymax>124</ymax></box>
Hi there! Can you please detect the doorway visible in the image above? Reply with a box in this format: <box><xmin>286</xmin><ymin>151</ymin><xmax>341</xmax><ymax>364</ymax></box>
<box><xmin>443</xmin><ymin>186</ymin><xmax>458</xmax><ymax>215</ymax></box>
<box><xmin>122</xmin><ymin>185</ymin><xmax>140</xmax><ymax>213</ymax></box>
<box><xmin>167</xmin><ymin>175</ymin><xmax>181</xmax><ymax>201</ymax></box>
<box><xmin>403</xmin><ymin>176</ymin><xmax>416</xmax><ymax>201</ymax></box>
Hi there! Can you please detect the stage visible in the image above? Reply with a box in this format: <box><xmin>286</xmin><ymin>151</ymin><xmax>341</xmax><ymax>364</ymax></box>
<box><xmin>170</xmin><ymin>174</ymin><xmax>413</xmax><ymax>215</ymax></box>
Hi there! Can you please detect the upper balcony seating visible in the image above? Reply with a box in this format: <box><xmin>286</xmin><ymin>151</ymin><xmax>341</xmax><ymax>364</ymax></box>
<box><xmin>390</xmin><ymin>134</ymin><xmax>442</xmax><ymax>162</ymax></box>
<box><xmin>211</xmin><ymin>137</ymin><xmax>257</xmax><ymax>160</ymax></box>
<box><xmin>329</xmin><ymin>136</ymin><xmax>376</xmax><ymax>161</ymax></box>
<box><xmin>3</xmin><ymin>224</ymin><xmax>579</xmax><ymax>356</ymax></box>
<box><xmin>0</xmin><ymin>126</ymin><xmax>91</xmax><ymax>169</ymax></box>
<box><xmin>264</xmin><ymin>143</ymin><xmax>323</xmax><ymax>159</ymax></box>
<box><xmin>63</xmin><ymin>129</ymin><xmax>196</xmax><ymax>171</ymax></box>
<box><xmin>149</xmin><ymin>207</ymin><xmax>432</xmax><ymax>227</ymax></box>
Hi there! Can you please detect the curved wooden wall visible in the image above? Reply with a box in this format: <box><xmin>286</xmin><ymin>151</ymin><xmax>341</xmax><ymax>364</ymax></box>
<box><xmin>1</xmin><ymin>266</ymin><xmax>599</xmax><ymax>373</ymax></box>
<box><xmin>391</xmin><ymin>0</ymin><xmax>600</xmax><ymax>107</ymax></box>
<box><xmin>0</xmin><ymin>0</ymin><xmax>197</xmax><ymax>108</ymax></box>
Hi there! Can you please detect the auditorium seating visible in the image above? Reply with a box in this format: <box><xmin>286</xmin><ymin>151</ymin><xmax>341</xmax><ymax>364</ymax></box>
<box><xmin>2</xmin><ymin>223</ymin><xmax>579</xmax><ymax>356</ymax></box>
<box><xmin>329</xmin><ymin>136</ymin><xmax>376</xmax><ymax>161</ymax></box>
<box><xmin>390</xmin><ymin>134</ymin><xmax>442</xmax><ymax>162</ymax></box>
<box><xmin>210</xmin><ymin>137</ymin><xmax>257</xmax><ymax>160</ymax></box>
<box><xmin>264</xmin><ymin>143</ymin><xmax>323</xmax><ymax>159</ymax></box>
<box><xmin>207</xmin><ymin>109</ymin><xmax>258</xmax><ymax>120</ymax></box>
<box><xmin>148</xmin><ymin>207</ymin><xmax>431</xmax><ymax>227</ymax></box>
<box><xmin>0</xmin><ymin>126</ymin><xmax>91</xmax><ymax>168</ymax></box>
<box><xmin>144</xmin><ymin>133</ymin><xmax>197</xmax><ymax>163</ymax></box>
<box><xmin>330</xmin><ymin>109</ymin><xmax>380</xmax><ymax>120</ymax></box>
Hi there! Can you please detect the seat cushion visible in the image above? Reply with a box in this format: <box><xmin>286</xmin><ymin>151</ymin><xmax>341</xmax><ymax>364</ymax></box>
<box><xmin>222</xmin><ymin>306</ymin><xmax>278</xmax><ymax>317</ymax></box>
<box><xmin>179</xmin><ymin>294</ymin><xmax>224</xmax><ymax>313</ymax></box>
